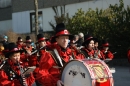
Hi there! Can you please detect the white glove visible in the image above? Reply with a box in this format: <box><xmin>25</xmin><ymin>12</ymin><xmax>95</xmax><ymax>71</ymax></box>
<box><xmin>57</xmin><ymin>80</ymin><xmax>64</xmax><ymax>86</ymax></box>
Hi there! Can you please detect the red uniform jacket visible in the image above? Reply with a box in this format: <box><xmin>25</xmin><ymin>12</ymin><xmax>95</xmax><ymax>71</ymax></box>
<box><xmin>33</xmin><ymin>49</ymin><xmax>46</xmax><ymax>78</ymax></box>
<box><xmin>69</xmin><ymin>46</ymin><xmax>85</xmax><ymax>59</ymax></box>
<box><xmin>17</xmin><ymin>43</ymin><xmax>24</xmax><ymax>50</ymax></box>
<box><xmin>21</xmin><ymin>54</ymin><xmax>38</xmax><ymax>67</ymax></box>
<box><xmin>36</xmin><ymin>44</ymin><xmax>84</xmax><ymax>86</ymax></box>
<box><xmin>81</xmin><ymin>48</ymin><xmax>95</xmax><ymax>58</ymax></box>
<box><xmin>0</xmin><ymin>60</ymin><xmax>35</xmax><ymax>86</ymax></box>
<box><xmin>94</xmin><ymin>49</ymin><xmax>105</xmax><ymax>60</ymax></box>
<box><xmin>20</xmin><ymin>45</ymin><xmax>38</xmax><ymax>67</ymax></box>
<box><xmin>127</xmin><ymin>49</ymin><xmax>130</xmax><ymax>63</ymax></box>
<box><xmin>100</xmin><ymin>49</ymin><xmax>114</xmax><ymax>60</ymax></box>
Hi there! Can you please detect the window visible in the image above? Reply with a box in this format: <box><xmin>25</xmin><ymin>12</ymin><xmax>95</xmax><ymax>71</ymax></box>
<box><xmin>30</xmin><ymin>11</ymin><xmax>43</xmax><ymax>33</ymax></box>
<box><xmin>0</xmin><ymin>0</ymin><xmax>12</xmax><ymax>8</ymax></box>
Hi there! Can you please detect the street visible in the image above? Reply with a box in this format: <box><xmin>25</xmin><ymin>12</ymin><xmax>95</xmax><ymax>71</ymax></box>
<box><xmin>112</xmin><ymin>66</ymin><xmax>130</xmax><ymax>86</ymax></box>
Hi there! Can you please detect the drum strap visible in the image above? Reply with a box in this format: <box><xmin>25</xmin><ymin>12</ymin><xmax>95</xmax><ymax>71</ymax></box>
<box><xmin>49</xmin><ymin>49</ymin><xmax>65</xmax><ymax>67</ymax></box>
<box><xmin>53</xmin><ymin>49</ymin><xmax>63</xmax><ymax>67</ymax></box>
<box><xmin>81</xmin><ymin>50</ymin><xmax>89</xmax><ymax>58</ymax></box>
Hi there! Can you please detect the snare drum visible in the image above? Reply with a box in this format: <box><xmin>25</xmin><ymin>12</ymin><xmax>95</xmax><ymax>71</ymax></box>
<box><xmin>61</xmin><ymin>58</ymin><xmax>114</xmax><ymax>86</ymax></box>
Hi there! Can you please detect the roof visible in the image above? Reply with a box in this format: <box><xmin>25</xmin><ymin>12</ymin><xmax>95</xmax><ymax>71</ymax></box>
<box><xmin>12</xmin><ymin>0</ymin><xmax>92</xmax><ymax>13</ymax></box>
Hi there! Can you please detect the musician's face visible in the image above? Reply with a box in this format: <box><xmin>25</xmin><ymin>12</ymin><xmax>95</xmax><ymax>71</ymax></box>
<box><xmin>10</xmin><ymin>52</ymin><xmax>20</xmax><ymax>63</ymax></box>
<box><xmin>39</xmin><ymin>41</ymin><xmax>46</xmax><ymax>47</ymax></box>
<box><xmin>87</xmin><ymin>40</ymin><xmax>94</xmax><ymax>50</ymax></box>
<box><xmin>94</xmin><ymin>42</ymin><xmax>98</xmax><ymax>48</ymax></box>
<box><xmin>19</xmin><ymin>41</ymin><xmax>23</xmax><ymax>45</ymax></box>
<box><xmin>26</xmin><ymin>43</ymin><xmax>31</xmax><ymax>47</ymax></box>
<box><xmin>56</xmin><ymin>35</ymin><xmax>69</xmax><ymax>49</ymax></box>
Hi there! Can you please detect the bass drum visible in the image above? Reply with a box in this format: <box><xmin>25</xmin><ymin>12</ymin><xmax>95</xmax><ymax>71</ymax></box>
<box><xmin>61</xmin><ymin>58</ymin><xmax>114</xmax><ymax>86</ymax></box>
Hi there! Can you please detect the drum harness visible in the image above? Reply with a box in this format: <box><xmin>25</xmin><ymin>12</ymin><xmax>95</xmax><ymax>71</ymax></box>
<box><xmin>49</xmin><ymin>49</ymin><xmax>74</xmax><ymax>68</ymax></box>
<box><xmin>80</xmin><ymin>50</ymin><xmax>90</xmax><ymax>59</ymax></box>
<box><xmin>81</xmin><ymin>49</ymin><xmax>101</xmax><ymax>59</ymax></box>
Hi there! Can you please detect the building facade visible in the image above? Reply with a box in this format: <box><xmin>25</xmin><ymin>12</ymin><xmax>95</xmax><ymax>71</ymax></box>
<box><xmin>0</xmin><ymin>0</ymin><xmax>130</xmax><ymax>34</ymax></box>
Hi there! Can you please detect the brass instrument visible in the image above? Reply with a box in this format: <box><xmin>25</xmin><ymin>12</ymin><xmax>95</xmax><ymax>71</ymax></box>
<box><xmin>17</xmin><ymin>61</ymin><xmax>28</xmax><ymax>86</ymax></box>
<box><xmin>0</xmin><ymin>59</ymin><xmax>7</xmax><ymax>69</ymax></box>
<box><xmin>0</xmin><ymin>45</ymin><xmax>6</xmax><ymax>61</ymax></box>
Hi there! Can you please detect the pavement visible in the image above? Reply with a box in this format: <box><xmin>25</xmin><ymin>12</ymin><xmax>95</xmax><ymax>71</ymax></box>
<box><xmin>112</xmin><ymin>66</ymin><xmax>130</xmax><ymax>86</ymax></box>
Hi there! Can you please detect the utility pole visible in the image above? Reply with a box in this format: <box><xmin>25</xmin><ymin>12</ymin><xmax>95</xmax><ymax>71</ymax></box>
<box><xmin>34</xmin><ymin>0</ymin><xmax>39</xmax><ymax>37</ymax></box>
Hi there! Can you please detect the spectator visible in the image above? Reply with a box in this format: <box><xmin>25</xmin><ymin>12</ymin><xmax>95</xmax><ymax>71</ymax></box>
<box><xmin>77</xmin><ymin>32</ymin><xmax>84</xmax><ymax>47</ymax></box>
<box><xmin>1</xmin><ymin>35</ymin><xmax>9</xmax><ymax>48</ymax></box>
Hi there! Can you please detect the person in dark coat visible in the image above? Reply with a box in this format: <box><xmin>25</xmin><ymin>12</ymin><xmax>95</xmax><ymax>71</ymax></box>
<box><xmin>1</xmin><ymin>35</ymin><xmax>9</xmax><ymax>49</ymax></box>
<box><xmin>76</xmin><ymin>32</ymin><xmax>84</xmax><ymax>47</ymax></box>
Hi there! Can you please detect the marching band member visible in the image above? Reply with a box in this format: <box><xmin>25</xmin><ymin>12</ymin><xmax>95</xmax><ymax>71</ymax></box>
<box><xmin>47</xmin><ymin>36</ymin><xmax>57</xmax><ymax>49</ymax></box>
<box><xmin>0</xmin><ymin>43</ymin><xmax>35</xmax><ymax>86</ymax></box>
<box><xmin>21</xmin><ymin>36</ymin><xmax>37</xmax><ymax>67</ymax></box>
<box><xmin>34</xmin><ymin>33</ymin><xmax>49</xmax><ymax>86</ymax></box>
<box><xmin>80</xmin><ymin>35</ymin><xmax>103</xmax><ymax>59</ymax></box>
<box><xmin>80</xmin><ymin>35</ymin><xmax>95</xmax><ymax>58</ymax></box>
<box><xmin>93</xmin><ymin>38</ymin><xmax>103</xmax><ymax>59</ymax></box>
<box><xmin>16</xmin><ymin>37</ymin><xmax>24</xmax><ymax>50</ymax></box>
<box><xmin>94</xmin><ymin>38</ymin><xmax>99</xmax><ymax>50</ymax></box>
<box><xmin>36</xmin><ymin>33</ymin><xmax>49</xmax><ymax>61</ymax></box>
<box><xmin>23</xmin><ymin>36</ymin><xmax>35</xmax><ymax>54</ymax></box>
<box><xmin>100</xmin><ymin>40</ymin><xmax>114</xmax><ymax>60</ymax></box>
<box><xmin>127</xmin><ymin>48</ymin><xmax>130</xmax><ymax>63</ymax></box>
<box><xmin>36</xmin><ymin>23</ymin><xmax>84</xmax><ymax>86</ymax></box>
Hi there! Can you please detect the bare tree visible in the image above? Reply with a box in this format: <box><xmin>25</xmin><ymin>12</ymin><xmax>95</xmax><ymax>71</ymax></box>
<box><xmin>49</xmin><ymin>5</ymin><xmax>69</xmax><ymax>31</ymax></box>
<box><xmin>34</xmin><ymin>0</ymin><xmax>39</xmax><ymax>37</ymax></box>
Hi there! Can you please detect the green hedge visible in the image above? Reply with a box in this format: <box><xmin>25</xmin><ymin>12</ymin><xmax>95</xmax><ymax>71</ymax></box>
<box><xmin>50</xmin><ymin>0</ymin><xmax>130</xmax><ymax>59</ymax></box>
<box><xmin>66</xmin><ymin>0</ymin><xmax>130</xmax><ymax>59</ymax></box>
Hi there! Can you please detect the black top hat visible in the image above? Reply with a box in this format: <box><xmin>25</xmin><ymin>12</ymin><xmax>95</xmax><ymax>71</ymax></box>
<box><xmin>2</xmin><ymin>44</ymin><xmax>9</xmax><ymax>54</ymax></box>
<box><xmin>50</xmin><ymin>36</ymin><xmax>56</xmax><ymax>44</ymax></box>
<box><xmin>94</xmin><ymin>38</ymin><xmax>100</xmax><ymax>44</ymax></box>
<box><xmin>4</xmin><ymin>42</ymin><xmax>23</xmax><ymax>58</ymax></box>
<box><xmin>101</xmin><ymin>40</ymin><xmax>110</xmax><ymax>47</ymax></box>
<box><xmin>53</xmin><ymin>23</ymin><xmax>73</xmax><ymax>42</ymax></box>
<box><xmin>82</xmin><ymin>35</ymin><xmax>95</xmax><ymax>46</ymax></box>
<box><xmin>25</xmin><ymin>36</ymin><xmax>32</xmax><ymax>43</ymax></box>
<box><xmin>69</xmin><ymin>35</ymin><xmax>77</xmax><ymax>44</ymax></box>
<box><xmin>17</xmin><ymin>37</ymin><xmax>23</xmax><ymax>42</ymax></box>
<box><xmin>36</xmin><ymin>33</ymin><xmax>48</xmax><ymax>43</ymax></box>
<box><xmin>26</xmin><ymin>36</ymin><xmax>31</xmax><ymax>40</ymax></box>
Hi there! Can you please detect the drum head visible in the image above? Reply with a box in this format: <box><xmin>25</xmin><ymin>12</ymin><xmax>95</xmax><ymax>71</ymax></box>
<box><xmin>61</xmin><ymin>60</ymin><xmax>92</xmax><ymax>86</ymax></box>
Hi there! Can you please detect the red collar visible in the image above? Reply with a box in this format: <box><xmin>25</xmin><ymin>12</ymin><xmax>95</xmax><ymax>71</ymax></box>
<box><xmin>54</xmin><ymin>44</ymin><xmax>72</xmax><ymax>57</ymax></box>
